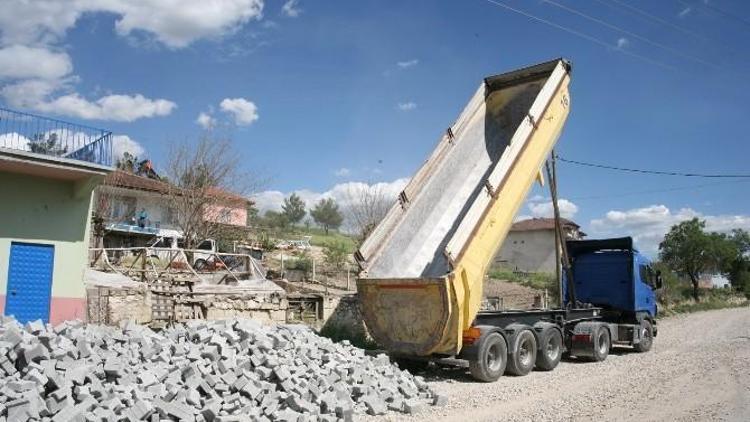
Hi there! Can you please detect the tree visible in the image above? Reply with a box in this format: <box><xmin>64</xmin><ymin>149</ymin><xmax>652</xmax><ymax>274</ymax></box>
<box><xmin>658</xmin><ymin>218</ymin><xmax>731</xmax><ymax>301</ymax></box>
<box><xmin>310</xmin><ymin>198</ymin><xmax>344</xmax><ymax>235</ymax></box>
<box><xmin>342</xmin><ymin>182</ymin><xmax>393</xmax><ymax>242</ymax></box>
<box><xmin>264</xmin><ymin>210</ymin><xmax>289</xmax><ymax>230</ymax></box>
<box><xmin>323</xmin><ymin>241</ymin><xmax>349</xmax><ymax>271</ymax></box>
<box><xmin>725</xmin><ymin>229</ymin><xmax>750</xmax><ymax>296</ymax></box>
<box><xmin>29</xmin><ymin>132</ymin><xmax>67</xmax><ymax>156</ymax></box>
<box><xmin>282</xmin><ymin>193</ymin><xmax>306</xmax><ymax>226</ymax></box>
<box><xmin>165</xmin><ymin>137</ymin><xmax>261</xmax><ymax>249</ymax></box>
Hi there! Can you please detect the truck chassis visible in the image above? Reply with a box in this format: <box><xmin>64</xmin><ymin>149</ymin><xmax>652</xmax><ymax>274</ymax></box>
<box><xmin>442</xmin><ymin>307</ymin><xmax>656</xmax><ymax>381</ymax></box>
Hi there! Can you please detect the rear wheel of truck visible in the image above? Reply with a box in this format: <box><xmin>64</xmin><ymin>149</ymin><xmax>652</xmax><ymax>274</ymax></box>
<box><xmin>535</xmin><ymin>328</ymin><xmax>563</xmax><ymax>371</ymax></box>
<box><xmin>591</xmin><ymin>326</ymin><xmax>611</xmax><ymax>362</ymax></box>
<box><xmin>633</xmin><ymin>319</ymin><xmax>654</xmax><ymax>353</ymax></box>
<box><xmin>506</xmin><ymin>330</ymin><xmax>537</xmax><ymax>376</ymax></box>
<box><xmin>469</xmin><ymin>332</ymin><xmax>507</xmax><ymax>382</ymax></box>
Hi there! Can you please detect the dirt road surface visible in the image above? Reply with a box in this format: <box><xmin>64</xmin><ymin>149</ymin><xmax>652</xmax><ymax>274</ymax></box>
<box><xmin>371</xmin><ymin>307</ymin><xmax>750</xmax><ymax>422</ymax></box>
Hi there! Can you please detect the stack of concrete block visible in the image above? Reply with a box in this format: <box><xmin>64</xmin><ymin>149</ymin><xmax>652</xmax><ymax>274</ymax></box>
<box><xmin>0</xmin><ymin>316</ymin><xmax>444</xmax><ymax>421</ymax></box>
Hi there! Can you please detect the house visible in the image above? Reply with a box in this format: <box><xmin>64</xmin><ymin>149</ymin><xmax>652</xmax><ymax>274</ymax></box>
<box><xmin>0</xmin><ymin>107</ymin><xmax>113</xmax><ymax>324</ymax></box>
<box><xmin>494</xmin><ymin>217</ymin><xmax>585</xmax><ymax>273</ymax></box>
<box><xmin>95</xmin><ymin>169</ymin><xmax>252</xmax><ymax>249</ymax></box>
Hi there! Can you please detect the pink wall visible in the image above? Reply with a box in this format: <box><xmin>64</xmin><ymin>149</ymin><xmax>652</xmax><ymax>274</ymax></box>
<box><xmin>0</xmin><ymin>295</ymin><xmax>86</xmax><ymax>325</ymax></box>
<box><xmin>203</xmin><ymin>204</ymin><xmax>247</xmax><ymax>227</ymax></box>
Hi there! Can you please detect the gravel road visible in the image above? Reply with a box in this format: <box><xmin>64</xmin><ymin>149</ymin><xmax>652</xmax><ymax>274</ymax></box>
<box><xmin>368</xmin><ymin>307</ymin><xmax>750</xmax><ymax>422</ymax></box>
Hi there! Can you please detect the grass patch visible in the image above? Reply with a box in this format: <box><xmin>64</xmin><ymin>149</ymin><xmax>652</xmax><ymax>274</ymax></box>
<box><xmin>659</xmin><ymin>288</ymin><xmax>749</xmax><ymax>317</ymax></box>
<box><xmin>487</xmin><ymin>267</ymin><xmax>559</xmax><ymax>302</ymax></box>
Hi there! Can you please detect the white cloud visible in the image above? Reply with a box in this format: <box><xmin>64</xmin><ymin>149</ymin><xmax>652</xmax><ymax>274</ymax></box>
<box><xmin>334</xmin><ymin>168</ymin><xmax>351</xmax><ymax>177</ymax></box>
<box><xmin>253</xmin><ymin>178</ymin><xmax>410</xmax><ymax>231</ymax></box>
<box><xmin>112</xmin><ymin>135</ymin><xmax>145</xmax><ymax>160</ymax></box>
<box><xmin>589</xmin><ymin>204</ymin><xmax>750</xmax><ymax>256</ymax></box>
<box><xmin>0</xmin><ymin>0</ymin><xmax>265</xmax><ymax>121</ymax></box>
<box><xmin>33</xmin><ymin>93</ymin><xmax>176</xmax><ymax>122</ymax></box>
<box><xmin>281</xmin><ymin>0</ymin><xmax>302</xmax><ymax>17</ymax></box>
<box><xmin>0</xmin><ymin>45</ymin><xmax>72</xmax><ymax>80</ymax></box>
<box><xmin>0</xmin><ymin>132</ymin><xmax>32</xmax><ymax>151</ymax></box>
<box><xmin>616</xmin><ymin>37</ymin><xmax>629</xmax><ymax>50</ymax></box>
<box><xmin>678</xmin><ymin>7</ymin><xmax>692</xmax><ymax>18</ymax></box>
<box><xmin>397</xmin><ymin>102</ymin><xmax>417</xmax><ymax>111</ymax></box>
<box><xmin>196</xmin><ymin>112</ymin><xmax>217</xmax><ymax>129</ymax></box>
<box><xmin>527</xmin><ymin>197</ymin><xmax>579</xmax><ymax>220</ymax></box>
<box><xmin>0</xmin><ymin>0</ymin><xmax>264</xmax><ymax>49</ymax></box>
<box><xmin>397</xmin><ymin>59</ymin><xmax>419</xmax><ymax>69</ymax></box>
<box><xmin>220</xmin><ymin>97</ymin><xmax>259</xmax><ymax>126</ymax></box>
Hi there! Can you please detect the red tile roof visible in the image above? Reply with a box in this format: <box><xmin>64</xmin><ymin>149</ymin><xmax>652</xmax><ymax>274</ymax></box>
<box><xmin>105</xmin><ymin>170</ymin><xmax>251</xmax><ymax>206</ymax></box>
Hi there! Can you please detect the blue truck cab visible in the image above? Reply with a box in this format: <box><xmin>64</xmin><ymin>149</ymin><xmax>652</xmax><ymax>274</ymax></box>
<box><xmin>563</xmin><ymin>237</ymin><xmax>661</xmax><ymax>350</ymax></box>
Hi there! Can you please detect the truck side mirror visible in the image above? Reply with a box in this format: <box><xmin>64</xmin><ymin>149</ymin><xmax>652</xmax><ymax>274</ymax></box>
<box><xmin>655</xmin><ymin>270</ymin><xmax>663</xmax><ymax>289</ymax></box>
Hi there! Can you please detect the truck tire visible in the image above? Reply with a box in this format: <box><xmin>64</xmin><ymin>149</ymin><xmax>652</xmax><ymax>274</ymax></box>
<box><xmin>633</xmin><ymin>319</ymin><xmax>654</xmax><ymax>353</ymax></box>
<box><xmin>535</xmin><ymin>328</ymin><xmax>563</xmax><ymax>371</ymax></box>
<box><xmin>469</xmin><ymin>332</ymin><xmax>507</xmax><ymax>382</ymax></box>
<box><xmin>591</xmin><ymin>326</ymin><xmax>611</xmax><ymax>362</ymax></box>
<box><xmin>506</xmin><ymin>330</ymin><xmax>537</xmax><ymax>376</ymax></box>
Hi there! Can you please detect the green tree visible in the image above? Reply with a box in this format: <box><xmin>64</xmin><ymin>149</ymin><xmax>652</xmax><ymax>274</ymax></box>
<box><xmin>323</xmin><ymin>241</ymin><xmax>349</xmax><ymax>271</ymax></box>
<box><xmin>659</xmin><ymin>218</ymin><xmax>733</xmax><ymax>301</ymax></box>
<box><xmin>265</xmin><ymin>210</ymin><xmax>289</xmax><ymax>230</ymax></box>
<box><xmin>29</xmin><ymin>132</ymin><xmax>67</xmax><ymax>156</ymax></box>
<box><xmin>310</xmin><ymin>198</ymin><xmax>344</xmax><ymax>235</ymax></box>
<box><xmin>726</xmin><ymin>229</ymin><xmax>750</xmax><ymax>296</ymax></box>
<box><xmin>282</xmin><ymin>193</ymin><xmax>306</xmax><ymax>226</ymax></box>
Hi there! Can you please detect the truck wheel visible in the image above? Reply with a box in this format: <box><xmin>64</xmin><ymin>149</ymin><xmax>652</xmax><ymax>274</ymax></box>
<box><xmin>469</xmin><ymin>332</ymin><xmax>507</xmax><ymax>382</ymax></box>
<box><xmin>506</xmin><ymin>330</ymin><xmax>537</xmax><ymax>376</ymax></box>
<box><xmin>535</xmin><ymin>329</ymin><xmax>562</xmax><ymax>371</ymax></box>
<box><xmin>633</xmin><ymin>319</ymin><xmax>653</xmax><ymax>353</ymax></box>
<box><xmin>591</xmin><ymin>326</ymin><xmax>611</xmax><ymax>362</ymax></box>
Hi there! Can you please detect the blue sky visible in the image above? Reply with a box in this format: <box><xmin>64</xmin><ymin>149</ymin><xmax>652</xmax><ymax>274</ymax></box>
<box><xmin>1</xmin><ymin>0</ymin><xmax>749</xmax><ymax>255</ymax></box>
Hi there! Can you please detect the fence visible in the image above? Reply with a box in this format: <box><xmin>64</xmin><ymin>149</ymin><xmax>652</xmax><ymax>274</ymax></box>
<box><xmin>0</xmin><ymin>106</ymin><xmax>112</xmax><ymax>167</ymax></box>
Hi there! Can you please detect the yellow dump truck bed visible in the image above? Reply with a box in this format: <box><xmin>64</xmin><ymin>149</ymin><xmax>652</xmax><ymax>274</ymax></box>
<box><xmin>355</xmin><ymin>59</ymin><xmax>572</xmax><ymax>356</ymax></box>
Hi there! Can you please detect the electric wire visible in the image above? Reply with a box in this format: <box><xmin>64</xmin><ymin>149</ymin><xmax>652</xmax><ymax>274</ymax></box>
<box><xmin>594</xmin><ymin>0</ymin><xmax>708</xmax><ymax>41</ymax></box>
<box><xmin>481</xmin><ymin>0</ymin><xmax>677</xmax><ymax>71</ymax></box>
<box><xmin>676</xmin><ymin>0</ymin><xmax>750</xmax><ymax>30</ymax></box>
<box><xmin>565</xmin><ymin>179</ymin><xmax>750</xmax><ymax>202</ymax></box>
<box><xmin>557</xmin><ymin>156</ymin><xmax>750</xmax><ymax>178</ymax></box>
<box><xmin>541</xmin><ymin>0</ymin><xmax>717</xmax><ymax>69</ymax></box>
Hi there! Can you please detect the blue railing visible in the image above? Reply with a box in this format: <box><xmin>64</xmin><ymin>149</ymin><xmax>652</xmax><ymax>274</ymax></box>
<box><xmin>0</xmin><ymin>107</ymin><xmax>113</xmax><ymax>167</ymax></box>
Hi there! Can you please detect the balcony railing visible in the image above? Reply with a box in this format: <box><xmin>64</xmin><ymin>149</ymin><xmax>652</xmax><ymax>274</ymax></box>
<box><xmin>0</xmin><ymin>107</ymin><xmax>112</xmax><ymax>167</ymax></box>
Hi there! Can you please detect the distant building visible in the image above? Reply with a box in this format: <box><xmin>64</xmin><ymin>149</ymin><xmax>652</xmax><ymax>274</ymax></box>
<box><xmin>95</xmin><ymin>169</ymin><xmax>252</xmax><ymax>248</ymax></box>
<box><xmin>494</xmin><ymin>217</ymin><xmax>585</xmax><ymax>273</ymax></box>
<box><xmin>0</xmin><ymin>107</ymin><xmax>113</xmax><ymax>323</ymax></box>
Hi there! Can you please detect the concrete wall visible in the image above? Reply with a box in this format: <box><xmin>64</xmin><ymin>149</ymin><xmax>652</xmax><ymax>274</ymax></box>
<box><xmin>0</xmin><ymin>171</ymin><xmax>97</xmax><ymax>323</ymax></box>
<box><xmin>494</xmin><ymin>230</ymin><xmax>557</xmax><ymax>273</ymax></box>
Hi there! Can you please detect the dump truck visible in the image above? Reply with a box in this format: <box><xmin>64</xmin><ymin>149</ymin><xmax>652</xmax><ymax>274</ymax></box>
<box><xmin>355</xmin><ymin>58</ymin><xmax>662</xmax><ymax>382</ymax></box>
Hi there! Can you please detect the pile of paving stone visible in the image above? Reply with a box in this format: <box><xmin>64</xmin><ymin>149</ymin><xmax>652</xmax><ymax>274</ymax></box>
<box><xmin>0</xmin><ymin>316</ymin><xmax>443</xmax><ymax>422</ymax></box>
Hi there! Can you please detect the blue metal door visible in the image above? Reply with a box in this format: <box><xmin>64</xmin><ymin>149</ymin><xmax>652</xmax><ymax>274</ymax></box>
<box><xmin>5</xmin><ymin>242</ymin><xmax>54</xmax><ymax>323</ymax></box>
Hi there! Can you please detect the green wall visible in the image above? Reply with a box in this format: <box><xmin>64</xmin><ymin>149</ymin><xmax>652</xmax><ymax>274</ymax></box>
<box><xmin>0</xmin><ymin>171</ymin><xmax>97</xmax><ymax>299</ymax></box>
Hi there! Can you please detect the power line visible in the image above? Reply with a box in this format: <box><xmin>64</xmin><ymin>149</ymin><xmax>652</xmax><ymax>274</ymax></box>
<box><xmin>557</xmin><ymin>156</ymin><xmax>750</xmax><ymax>178</ymax></box>
<box><xmin>595</xmin><ymin>0</ymin><xmax>708</xmax><ymax>42</ymax></box>
<box><xmin>676</xmin><ymin>0</ymin><xmax>750</xmax><ymax>30</ymax></box>
<box><xmin>541</xmin><ymin>0</ymin><xmax>717</xmax><ymax>69</ymax></box>
<box><xmin>566</xmin><ymin>178</ymin><xmax>750</xmax><ymax>201</ymax></box>
<box><xmin>480</xmin><ymin>0</ymin><xmax>677</xmax><ymax>71</ymax></box>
